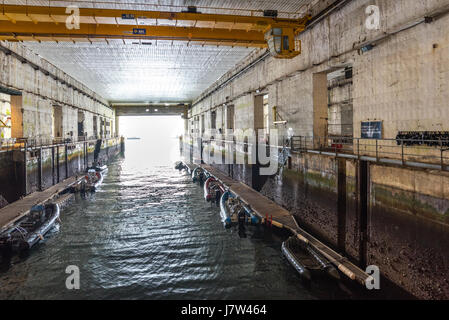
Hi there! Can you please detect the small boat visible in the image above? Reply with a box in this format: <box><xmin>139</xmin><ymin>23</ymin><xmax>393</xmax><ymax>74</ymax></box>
<box><xmin>192</xmin><ymin>167</ymin><xmax>208</xmax><ymax>184</ymax></box>
<box><xmin>220</xmin><ymin>191</ymin><xmax>260</xmax><ymax>228</ymax></box>
<box><xmin>127</xmin><ymin>137</ymin><xmax>141</xmax><ymax>140</ymax></box>
<box><xmin>175</xmin><ymin>161</ymin><xmax>188</xmax><ymax>171</ymax></box>
<box><xmin>203</xmin><ymin>177</ymin><xmax>225</xmax><ymax>204</ymax></box>
<box><xmin>83</xmin><ymin>169</ymin><xmax>103</xmax><ymax>191</ymax></box>
<box><xmin>0</xmin><ymin>203</ymin><xmax>60</xmax><ymax>252</ymax></box>
<box><xmin>282</xmin><ymin>236</ymin><xmax>340</xmax><ymax>282</ymax></box>
<box><xmin>220</xmin><ymin>191</ymin><xmax>238</xmax><ymax>228</ymax></box>
<box><xmin>87</xmin><ymin>164</ymin><xmax>108</xmax><ymax>174</ymax></box>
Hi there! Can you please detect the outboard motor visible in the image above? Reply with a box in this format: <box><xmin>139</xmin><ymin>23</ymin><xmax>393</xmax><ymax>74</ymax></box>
<box><xmin>238</xmin><ymin>208</ymin><xmax>247</xmax><ymax>238</ymax></box>
<box><xmin>0</xmin><ymin>234</ymin><xmax>12</xmax><ymax>258</ymax></box>
<box><xmin>199</xmin><ymin>172</ymin><xmax>205</xmax><ymax>186</ymax></box>
<box><xmin>238</xmin><ymin>208</ymin><xmax>246</xmax><ymax>227</ymax></box>
<box><xmin>214</xmin><ymin>189</ymin><xmax>222</xmax><ymax>207</ymax></box>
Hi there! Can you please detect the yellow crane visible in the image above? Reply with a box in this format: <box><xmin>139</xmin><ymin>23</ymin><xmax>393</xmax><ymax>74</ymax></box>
<box><xmin>0</xmin><ymin>4</ymin><xmax>310</xmax><ymax>58</ymax></box>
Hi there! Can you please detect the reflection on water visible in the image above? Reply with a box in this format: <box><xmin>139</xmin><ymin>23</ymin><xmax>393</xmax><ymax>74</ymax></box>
<box><xmin>0</xmin><ymin>137</ymin><xmax>349</xmax><ymax>300</ymax></box>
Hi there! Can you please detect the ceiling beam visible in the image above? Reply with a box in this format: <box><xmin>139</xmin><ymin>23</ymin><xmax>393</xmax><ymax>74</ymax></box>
<box><xmin>0</xmin><ymin>21</ymin><xmax>267</xmax><ymax>47</ymax></box>
<box><xmin>114</xmin><ymin>104</ymin><xmax>188</xmax><ymax>117</ymax></box>
<box><xmin>0</xmin><ymin>5</ymin><xmax>309</xmax><ymax>31</ymax></box>
<box><xmin>0</xmin><ymin>5</ymin><xmax>310</xmax><ymax>47</ymax></box>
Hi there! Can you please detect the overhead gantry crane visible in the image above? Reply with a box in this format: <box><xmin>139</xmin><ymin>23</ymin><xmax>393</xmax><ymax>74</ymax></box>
<box><xmin>0</xmin><ymin>4</ymin><xmax>310</xmax><ymax>59</ymax></box>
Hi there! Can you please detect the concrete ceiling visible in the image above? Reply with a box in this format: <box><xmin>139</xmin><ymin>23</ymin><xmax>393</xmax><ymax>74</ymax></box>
<box><xmin>24</xmin><ymin>41</ymin><xmax>255</xmax><ymax>103</ymax></box>
<box><xmin>14</xmin><ymin>0</ymin><xmax>316</xmax><ymax>103</ymax></box>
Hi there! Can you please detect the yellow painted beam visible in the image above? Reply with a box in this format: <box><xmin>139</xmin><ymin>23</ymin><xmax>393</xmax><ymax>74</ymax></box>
<box><xmin>0</xmin><ymin>21</ymin><xmax>267</xmax><ymax>47</ymax></box>
<box><xmin>0</xmin><ymin>4</ymin><xmax>309</xmax><ymax>32</ymax></box>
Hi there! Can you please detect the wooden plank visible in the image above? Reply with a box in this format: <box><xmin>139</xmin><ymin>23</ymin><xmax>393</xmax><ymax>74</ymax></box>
<box><xmin>0</xmin><ymin>176</ymin><xmax>81</xmax><ymax>232</ymax></box>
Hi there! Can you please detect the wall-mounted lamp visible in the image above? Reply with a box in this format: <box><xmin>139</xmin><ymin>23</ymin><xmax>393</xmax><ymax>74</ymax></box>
<box><xmin>360</xmin><ymin>44</ymin><xmax>374</xmax><ymax>53</ymax></box>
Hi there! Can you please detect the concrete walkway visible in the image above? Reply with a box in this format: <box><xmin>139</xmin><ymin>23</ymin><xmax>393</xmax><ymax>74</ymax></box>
<box><xmin>199</xmin><ymin>163</ymin><xmax>370</xmax><ymax>286</ymax></box>
<box><xmin>0</xmin><ymin>177</ymin><xmax>82</xmax><ymax>232</ymax></box>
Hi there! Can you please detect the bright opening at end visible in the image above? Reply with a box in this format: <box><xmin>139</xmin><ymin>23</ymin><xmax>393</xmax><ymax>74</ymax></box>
<box><xmin>119</xmin><ymin>116</ymin><xmax>184</xmax><ymax>167</ymax></box>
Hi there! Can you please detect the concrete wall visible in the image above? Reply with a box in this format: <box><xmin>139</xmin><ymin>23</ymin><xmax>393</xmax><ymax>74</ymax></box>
<box><xmin>0</xmin><ymin>137</ymin><xmax>121</xmax><ymax>206</ymax></box>
<box><xmin>368</xmin><ymin>164</ymin><xmax>449</xmax><ymax>299</ymax></box>
<box><xmin>259</xmin><ymin>152</ymin><xmax>449</xmax><ymax>299</ymax></box>
<box><xmin>189</xmin><ymin>0</ymin><xmax>449</xmax><ymax>147</ymax></box>
<box><xmin>0</xmin><ymin>41</ymin><xmax>121</xmax><ymax>206</ymax></box>
<box><xmin>0</xmin><ymin>41</ymin><xmax>116</xmax><ymax>142</ymax></box>
<box><xmin>185</xmin><ymin>0</ymin><xmax>449</xmax><ymax>299</ymax></box>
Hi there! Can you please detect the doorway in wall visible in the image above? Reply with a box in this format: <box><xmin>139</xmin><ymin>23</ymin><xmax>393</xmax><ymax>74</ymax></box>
<box><xmin>53</xmin><ymin>105</ymin><xmax>63</xmax><ymax>142</ymax></box>
<box><xmin>100</xmin><ymin>117</ymin><xmax>104</xmax><ymax>137</ymax></box>
<box><xmin>327</xmin><ymin>66</ymin><xmax>354</xmax><ymax>149</ymax></box>
<box><xmin>201</xmin><ymin>114</ymin><xmax>205</xmax><ymax>135</ymax></box>
<box><xmin>78</xmin><ymin>111</ymin><xmax>85</xmax><ymax>140</ymax></box>
<box><xmin>93</xmin><ymin>115</ymin><xmax>98</xmax><ymax>139</ymax></box>
<box><xmin>226</xmin><ymin>105</ymin><xmax>234</xmax><ymax>130</ymax></box>
<box><xmin>210</xmin><ymin>110</ymin><xmax>217</xmax><ymax>131</ymax></box>
<box><xmin>105</xmin><ymin>120</ymin><xmax>111</xmax><ymax>137</ymax></box>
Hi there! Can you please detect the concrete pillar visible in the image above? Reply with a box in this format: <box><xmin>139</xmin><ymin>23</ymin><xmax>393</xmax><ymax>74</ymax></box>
<box><xmin>51</xmin><ymin>146</ymin><xmax>55</xmax><ymax>186</ymax></box>
<box><xmin>38</xmin><ymin>147</ymin><xmax>42</xmax><ymax>191</ymax></box>
<box><xmin>337</xmin><ymin>158</ymin><xmax>347</xmax><ymax>253</ymax></box>
<box><xmin>65</xmin><ymin>144</ymin><xmax>68</xmax><ymax>179</ymax></box>
<box><xmin>357</xmin><ymin>160</ymin><xmax>369</xmax><ymax>269</ymax></box>
<box><xmin>115</xmin><ymin>114</ymin><xmax>120</xmax><ymax>137</ymax></box>
<box><xmin>23</xmin><ymin>142</ymin><xmax>27</xmax><ymax>196</ymax></box>
<box><xmin>56</xmin><ymin>146</ymin><xmax>60</xmax><ymax>183</ymax></box>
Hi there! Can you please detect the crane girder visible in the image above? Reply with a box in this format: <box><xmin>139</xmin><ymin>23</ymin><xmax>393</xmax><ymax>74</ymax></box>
<box><xmin>0</xmin><ymin>4</ymin><xmax>310</xmax><ymax>51</ymax></box>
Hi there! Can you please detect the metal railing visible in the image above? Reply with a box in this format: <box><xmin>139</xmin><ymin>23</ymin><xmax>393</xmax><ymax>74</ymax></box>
<box><xmin>186</xmin><ymin>135</ymin><xmax>449</xmax><ymax>171</ymax></box>
<box><xmin>0</xmin><ymin>135</ymin><xmax>118</xmax><ymax>152</ymax></box>
<box><xmin>291</xmin><ymin>136</ymin><xmax>449</xmax><ymax>170</ymax></box>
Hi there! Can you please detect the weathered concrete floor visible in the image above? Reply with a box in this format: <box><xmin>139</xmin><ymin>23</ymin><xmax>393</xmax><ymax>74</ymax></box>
<box><xmin>199</xmin><ymin>164</ymin><xmax>370</xmax><ymax>286</ymax></box>
<box><xmin>0</xmin><ymin>177</ymin><xmax>81</xmax><ymax>231</ymax></box>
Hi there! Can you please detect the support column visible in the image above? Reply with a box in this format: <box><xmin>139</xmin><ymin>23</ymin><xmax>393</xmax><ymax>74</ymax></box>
<box><xmin>358</xmin><ymin>160</ymin><xmax>369</xmax><ymax>269</ymax></box>
<box><xmin>83</xmin><ymin>142</ymin><xmax>87</xmax><ymax>170</ymax></box>
<box><xmin>38</xmin><ymin>147</ymin><xmax>43</xmax><ymax>191</ymax></box>
<box><xmin>115</xmin><ymin>115</ymin><xmax>120</xmax><ymax>137</ymax></box>
<box><xmin>120</xmin><ymin>136</ymin><xmax>125</xmax><ymax>154</ymax></box>
<box><xmin>52</xmin><ymin>146</ymin><xmax>55</xmax><ymax>186</ymax></box>
<box><xmin>23</xmin><ymin>142</ymin><xmax>27</xmax><ymax>196</ymax></box>
<box><xmin>56</xmin><ymin>145</ymin><xmax>60</xmax><ymax>183</ymax></box>
<box><xmin>337</xmin><ymin>158</ymin><xmax>347</xmax><ymax>253</ymax></box>
<box><xmin>65</xmin><ymin>144</ymin><xmax>68</xmax><ymax>179</ymax></box>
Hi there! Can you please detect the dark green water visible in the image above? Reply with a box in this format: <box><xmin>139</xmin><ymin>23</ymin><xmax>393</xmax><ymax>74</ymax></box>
<box><xmin>0</xmin><ymin>139</ymin><xmax>350</xmax><ymax>300</ymax></box>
